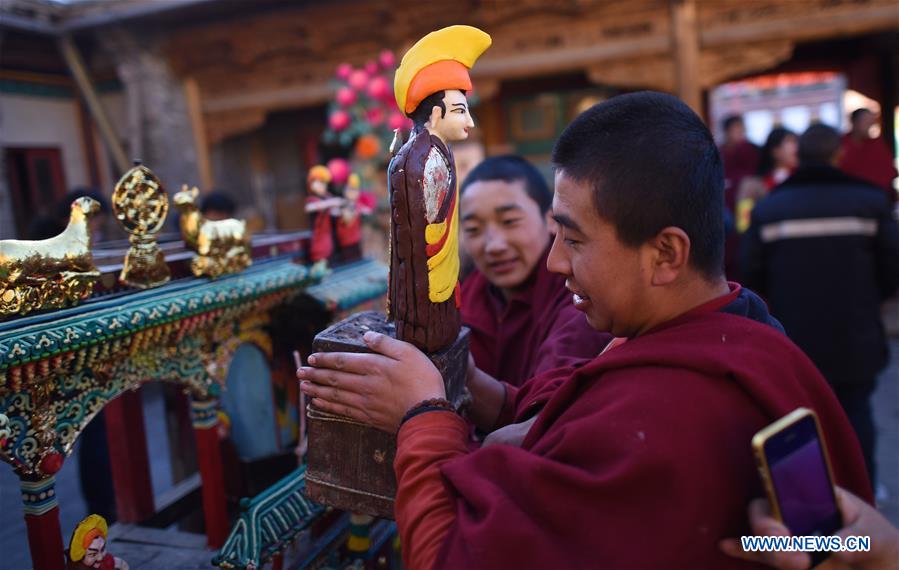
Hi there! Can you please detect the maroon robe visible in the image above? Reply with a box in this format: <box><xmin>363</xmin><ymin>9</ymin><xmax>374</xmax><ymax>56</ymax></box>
<box><xmin>394</xmin><ymin>286</ymin><xmax>872</xmax><ymax>569</ymax></box>
<box><xmin>461</xmin><ymin>247</ymin><xmax>611</xmax><ymax>386</ymax></box>
<box><xmin>840</xmin><ymin>134</ymin><xmax>898</xmax><ymax>202</ymax></box>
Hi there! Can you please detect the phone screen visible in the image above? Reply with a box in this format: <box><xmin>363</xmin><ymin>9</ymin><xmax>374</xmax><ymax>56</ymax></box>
<box><xmin>764</xmin><ymin>414</ymin><xmax>841</xmax><ymax>537</ymax></box>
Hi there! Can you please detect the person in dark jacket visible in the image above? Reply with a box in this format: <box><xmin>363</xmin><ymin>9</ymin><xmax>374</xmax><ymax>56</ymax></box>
<box><xmin>742</xmin><ymin>123</ymin><xmax>899</xmax><ymax>484</ymax></box>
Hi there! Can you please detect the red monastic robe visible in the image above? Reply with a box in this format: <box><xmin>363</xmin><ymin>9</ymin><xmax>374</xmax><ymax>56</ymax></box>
<box><xmin>460</xmin><ymin>247</ymin><xmax>612</xmax><ymax>386</ymax></box>
<box><xmin>840</xmin><ymin>134</ymin><xmax>898</xmax><ymax>203</ymax></box>
<box><xmin>394</xmin><ymin>286</ymin><xmax>872</xmax><ymax>569</ymax></box>
<box><xmin>307</xmin><ymin>196</ymin><xmax>334</xmax><ymax>262</ymax></box>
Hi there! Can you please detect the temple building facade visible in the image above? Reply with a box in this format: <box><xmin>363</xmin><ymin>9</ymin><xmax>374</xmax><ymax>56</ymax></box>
<box><xmin>2</xmin><ymin>0</ymin><xmax>897</xmax><ymax>239</ymax></box>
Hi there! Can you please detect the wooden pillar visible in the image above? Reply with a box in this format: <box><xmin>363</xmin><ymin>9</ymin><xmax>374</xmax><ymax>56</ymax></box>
<box><xmin>184</xmin><ymin>77</ymin><xmax>214</xmax><ymax>190</ymax></box>
<box><xmin>105</xmin><ymin>390</ymin><xmax>155</xmax><ymax>522</ymax></box>
<box><xmin>58</xmin><ymin>35</ymin><xmax>131</xmax><ymax>174</ymax></box>
<box><xmin>21</xmin><ymin>476</ymin><xmax>65</xmax><ymax>570</ymax></box>
<box><xmin>190</xmin><ymin>397</ymin><xmax>229</xmax><ymax>548</ymax></box>
<box><xmin>670</xmin><ymin>0</ymin><xmax>702</xmax><ymax>117</ymax></box>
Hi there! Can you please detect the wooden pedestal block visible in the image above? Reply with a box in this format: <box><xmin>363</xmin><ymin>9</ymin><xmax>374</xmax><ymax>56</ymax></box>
<box><xmin>305</xmin><ymin>311</ymin><xmax>469</xmax><ymax>518</ymax></box>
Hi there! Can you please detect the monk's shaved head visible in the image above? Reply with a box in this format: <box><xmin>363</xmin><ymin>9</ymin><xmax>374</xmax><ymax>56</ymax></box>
<box><xmin>552</xmin><ymin>91</ymin><xmax>725</xmax><ymax>279</ymax></box>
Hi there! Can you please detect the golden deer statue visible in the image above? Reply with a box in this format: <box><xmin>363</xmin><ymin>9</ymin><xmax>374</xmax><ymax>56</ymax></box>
<box><xmin>173</xmin><ymin>186</ymin><xmax>251</xmax><ymax>279</ymax></box>
<box><xmin>0</xmin><ymin>197</ymin><xmax>102</xmax><ymax>317</ymax></box>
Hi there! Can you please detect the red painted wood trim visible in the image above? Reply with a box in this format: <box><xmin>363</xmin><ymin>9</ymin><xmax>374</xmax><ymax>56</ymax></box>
<box><xmin>24</xmin><ymin>510</ymin><xmax>65</xmax><ymax>570</ymax></box>
<box><xmin>193</xmin><ymin>424</ymin><xmax>229</xmax><ymax>548</ymax></box>
<box><xmin>104</xmin><ymin>391</ymin><xmax>155</xmax><ymax>522</ymax></box>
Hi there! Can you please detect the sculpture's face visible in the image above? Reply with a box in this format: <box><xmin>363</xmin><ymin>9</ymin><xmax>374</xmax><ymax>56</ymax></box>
<box><xmin>428</xmin><ymin>89</ymin><xmax>474</xmax><ymax>143</ymax></box>
<box><xmin>310</xmin><ymin>179</ymin><xmax>328</xmax><ymax>197</ymax></box>
<box><xmin>83</xmin><ymin>537</ymin><xmax>106</xmax><ymax>567</ymax></box>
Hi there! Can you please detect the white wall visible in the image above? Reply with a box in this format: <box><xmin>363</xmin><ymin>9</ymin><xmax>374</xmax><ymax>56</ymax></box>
<box><xmin>0</xmin><ymin>94</ymin><xmax>91</xmax><ymax>190</ymax></box>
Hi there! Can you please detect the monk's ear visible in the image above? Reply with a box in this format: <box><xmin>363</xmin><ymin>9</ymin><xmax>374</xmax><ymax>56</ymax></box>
<box><xmin>648</xmin><ymin>226</ymin><xmax>690</xmax><ymax>286</ymax></box>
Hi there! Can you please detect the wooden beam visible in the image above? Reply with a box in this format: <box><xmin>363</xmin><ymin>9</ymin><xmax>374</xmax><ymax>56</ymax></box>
<box><xmin>670</xmin><ymin>0</ymin><xmax>702</xmax><ymax>115</ymax></box>
<box><xmin>701</xmin><ymin>4</ymin><xmax>899</xmax><ymax>47</ymax></box>
<box><xmin>57</xmin><ymin>35</ymin><xmax>131</xmax><ymax>175</ymax></box>
<box><xmin>183</xmin><ymin>77</ymin><xmax>214</xmax><ymax>190</ymax></box>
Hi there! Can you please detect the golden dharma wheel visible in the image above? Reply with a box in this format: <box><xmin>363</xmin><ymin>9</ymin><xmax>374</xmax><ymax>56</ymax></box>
<box><xmin>112</xmin><ymin>162</ymin><xmax>169</xmax><ymax>236</ymax></box>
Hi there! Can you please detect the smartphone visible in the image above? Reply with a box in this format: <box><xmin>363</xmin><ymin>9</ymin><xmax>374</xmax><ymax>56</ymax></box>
<box><xmin>752</xmin><ymin>408</ymin><xmax>842</xmax><ymax>541</ymax></box>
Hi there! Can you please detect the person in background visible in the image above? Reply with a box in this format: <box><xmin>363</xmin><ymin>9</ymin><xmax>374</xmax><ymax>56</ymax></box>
<box><xmin>742</xmin><ymin>124</ymin><xmax>899</xmax><ymax>487</ymax></box>
<box><xmin>735</xmin><ymin>128</ymin><xmax>799</xmax><ymax>233</ymax></box>
<box><xmin>719</xmin><ymin>114</ymin><xmax>761</xmax><ymax>214</ymax></box>
<box><xmin>840</xmin><ymin>108</ymin><xmax>897</xmax><ymax>204</ymax></box>
<box><xmin>200</xmin><ymin>191</ymin><xmax>237</xmax><ymax>221</ymax></box>
<box><xmin>719</xmin><ymin>115</ymin><xmax>760</xmax><ymax>279</ymax></box>
<box><xmin>459</xmin><ymin>156</ymin><xmax>611</xmax><ymax>391</ymax></box>
<box><xmin>459</xmin><ymin>155</ymin><xmax>612</xmax><ymax>432</ymax></box>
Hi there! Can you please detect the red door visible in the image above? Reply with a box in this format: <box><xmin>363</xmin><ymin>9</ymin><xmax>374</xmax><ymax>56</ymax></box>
<box><xmin>5</xmin><ymin>147</ymin><xmax>68</xmax><ymax>237</ymax></box>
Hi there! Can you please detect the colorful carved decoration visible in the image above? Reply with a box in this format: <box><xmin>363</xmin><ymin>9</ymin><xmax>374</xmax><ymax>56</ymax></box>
<box><xmin>388</xmin><ymin>25</ymin><xmax>491</xmax><ymax>352</ymax></box>
<box><xmin>213</xmin><ymin>466</ymin><xmax>324</xmax><ymax>569</ymax></box>
<box><xmin>67</xmin><ymin>514</ymin><xmax>129</xmax><ymax>569</ymax></box>
<box><xmin>0</xmin><ymin>259</ymin><xmax>315</xmax><ymax>477</ymax></box>
<box><xmin>112</xmin><ymin>162</ymin><xmax>170</xmax><ymax>289</ymax></box>
<box><xmin>0</xmin><ymin>197</ymin><xmax>101</xmax><ymax>318</ymax></box>
<box><xmin>174</xmin><ymin>186</ymin><xmax>252</xmax><ymax>279</ymax></box>
<box><xmin>0</xmin><ymin>413</ymin><xmax>9</xmax><ymax>447</ymax></box>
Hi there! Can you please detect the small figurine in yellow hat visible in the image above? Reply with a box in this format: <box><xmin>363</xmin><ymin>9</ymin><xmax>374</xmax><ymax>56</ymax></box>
<box><xmin>305</xmin><ymin>164</ymin><xmax>345</xmax><ymax>264</ymax></box>
<box><xmin>67</xmin><ymin>514</ymin><xmax>129</xmax><ymax>569</ymax></box>
<box><xmin>388</xmin><ymin>25</ymin><xmax>491</xmax><ymax>352</ymax></box>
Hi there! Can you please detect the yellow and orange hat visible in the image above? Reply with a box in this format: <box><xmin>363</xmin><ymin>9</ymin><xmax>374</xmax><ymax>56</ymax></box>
<box><xmin>307</xmin><ymin>165</ymin><xmax>332</xmax><ymax>184</ymax></box>
<box><xmin>69</xmin><ymin>514</ymin><xmax>108</xmax><ymax>562</ymax></box>
<box><xmin>394</xmin><ymin>25</ymin><xmax>492</xmax><ymax>116</ymax></box>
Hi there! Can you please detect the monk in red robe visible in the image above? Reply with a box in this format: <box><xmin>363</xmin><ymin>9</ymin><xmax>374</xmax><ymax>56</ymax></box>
<box><xmin>840</xmin><ymin>108</ymin><xmax>897</xmax><ymax>203</ymax></box>
<box><xmin>298</xmin><ymin>92</ymin><xmax>872</xmax><ymax>568</ymax></box>
<box><xmin>459</xmin><ymin>156</ymin><xmax>611</xmax><ymax>387</ymax></box>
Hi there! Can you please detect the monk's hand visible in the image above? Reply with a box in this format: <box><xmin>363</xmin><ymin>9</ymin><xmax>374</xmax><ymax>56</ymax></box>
<box><xmin>482</xmin><ymin>415</ymin><xmax>537</xmax><ymax>448</ymax></box>
<box><xmin>297</xmin><ymin>331</ymin><xmax>445</xmax><ymax>433</ymax></box>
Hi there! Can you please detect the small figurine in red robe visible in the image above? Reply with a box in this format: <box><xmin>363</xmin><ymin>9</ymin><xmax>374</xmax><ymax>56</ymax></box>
<box><xmin>67</xmin><ymin>515</ymin><xmax>128</xmax><ymax>570</ymax></box>
<box><xmin>335</xmin><ymin>173</ymin><xmax>374</xmax><ymax>262</ymax></box>
<box><xmin>305</xmin><ymin>165</ymin><xmax>344</xmax><ymax>265</ymax></box>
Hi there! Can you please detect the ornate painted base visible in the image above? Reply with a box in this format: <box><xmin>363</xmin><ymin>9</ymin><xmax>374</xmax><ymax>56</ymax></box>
<box><xmin>305</xmin><ymin>311</ymin><xmax>469</xmax><ymax>518</ymax></box>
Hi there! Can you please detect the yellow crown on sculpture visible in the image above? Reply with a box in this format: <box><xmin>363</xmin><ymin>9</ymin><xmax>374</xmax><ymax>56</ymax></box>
<box><xmin>394</xmin><ymin>25</ymin><xmax>492</xmax><ymax>115</ymax></box>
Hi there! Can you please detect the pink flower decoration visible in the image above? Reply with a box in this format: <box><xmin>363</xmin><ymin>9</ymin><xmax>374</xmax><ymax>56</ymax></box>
<box><xmin>379</xmin><ymin>50</ymin><xmax>396</xmax><ymax>69</ymax></box>
<box><xmin>336</xmin><ymin>87</ymin><xmax>357</xmax><ymax>107</ymax></box>
<box><xmin>366</xmin><ymin>76</ymin><xmax>390</xmax><ymax>101</ymax></box>
<box><xmin>336</xmin><ymin>63</ymin><xmax>353</xmax><ymax>80</ymax></box>
<box><xmin>348</xmin><ymin>69</ymin><xmax>369</xmax><ymax>91</ymax></box>
<box><xmin>388</xmin><ymin>111</ymin><xmax>407</xmax><ymax>131</ymax></box>
<box><xmin>366</xmin><ymin>107</ymin><xmax>385</xmax><ymax>126</ymax></box>
<box><xmin>329</xmin><ymin>110</ymin><xmax>351</xmax><ymax>131</ymax></box>
<box><xmin>327</xmin><ymin>158</ymin><xmax>351</xmax><ymax>186</ymax></box>
<box><xmin>365</xmin><ymin>60</ymin><xmax>379</xmax><ymax>75</ymax></box>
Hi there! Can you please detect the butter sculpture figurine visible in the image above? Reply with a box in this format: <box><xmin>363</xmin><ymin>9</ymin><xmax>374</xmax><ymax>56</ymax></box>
<box><xmin>67</xmin><ymin>515</ymin><xmax>129</xmax><ymax>570</ymax></box>
<box><xmin>174</xmin><ymin>186</ymin><xmax>252</xmax><ymax>279</ymax></box>
<box><xmin>0</xmin><ymin>197</ymin><xmax>101</xmax><ymax>317</ymax></box>
<box><xmin>305</xmin><ymin>25</ymin><xmax>490</xmax><ymax>518</ymax></box>
<box><xmin>388</xmin><ymin>24</ymin><xmax>492</xmax><ymax>352</ymax></box>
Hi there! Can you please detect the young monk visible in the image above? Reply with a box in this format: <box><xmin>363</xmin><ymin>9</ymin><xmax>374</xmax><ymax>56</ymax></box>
<box><xmin>298</xmin><ymin>92</ymin><xmax>872</xmax><ymax>568</ymax></box>
<box><xmin>459</xmin><ymin>155</ymin><xmax>610</xmax><ymax>387</ymax></box>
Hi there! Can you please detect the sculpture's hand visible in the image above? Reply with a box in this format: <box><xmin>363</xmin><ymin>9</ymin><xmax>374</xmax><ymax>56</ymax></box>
<box><xmin>298</xmin><ymin>332</ymin><xmax>446</xmax><ymax>433</ymax></box>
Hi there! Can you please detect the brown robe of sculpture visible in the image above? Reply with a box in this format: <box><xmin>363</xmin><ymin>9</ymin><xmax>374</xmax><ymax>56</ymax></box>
<box><xmin>388</xmin><ymin>128</ymin><xmax>461</xmax><ymax>353</ymax></box>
